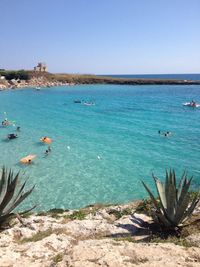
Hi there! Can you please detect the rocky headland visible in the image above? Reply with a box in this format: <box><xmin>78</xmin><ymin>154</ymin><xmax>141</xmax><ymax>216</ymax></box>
<box><xmin>0</xmin><ymin>71</ymin><xmax>200</xmax><ymax>90</ymax></box>
<box><xmin>1</xmin><ymin>201</ymin><xmax>200</xmax><ymax>267</ymax></box>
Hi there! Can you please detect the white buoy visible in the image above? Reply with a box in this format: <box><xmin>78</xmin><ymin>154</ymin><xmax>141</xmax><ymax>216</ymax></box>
<box><xmin>67</xmin><ymin>146</ymin><xmax>71</xmax><ymax>150</ymax></box>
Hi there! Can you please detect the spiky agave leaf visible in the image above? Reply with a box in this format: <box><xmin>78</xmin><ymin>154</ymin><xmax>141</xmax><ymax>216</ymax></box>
<box><xmin>181</xmin><ymin>192</ymin><xmax>200</xmax><ymax>223</ymax></box>
<box><xmin>142</xmin><ymin>170</ymin><xmax>200</xmax><ymax>229</ymax></box>
<box><xmin>152</xmin><ymin>175</ymin><xmax>176</xmax><ymax>226</ymax></box>
<box><xmin>0</xmin><ymin>167</ymin><xmax>35</xmax><ymax>224</ymax></box>
<box><xmin>165</xmin><ymin>170</ymin><xmax>176</xmax><ymax>221</ymax></box>
<box><xmin>173</xmin><ymin>176</ymin><xmax>193</xmax><ymax>225</ymax></box>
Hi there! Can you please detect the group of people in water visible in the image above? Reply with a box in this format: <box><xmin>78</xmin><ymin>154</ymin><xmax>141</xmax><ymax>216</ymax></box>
<box><xmin>73</xmin><ymin>99</ymin><xmax>95</xmax><ymax>106</ymax></box>
<box><xmin>2</xmin><ymin>118</ymin><xmax>11</xmax><ymax>126</ymax></box>
<box><xmin>2</xmin><ymin>117</ymin><xmax>52</xmax><ymax>164</ymax></box>
<box><xmin>158</xmin><ymin>130</ymin><xmax>172</xmax><ymax>137</ymax></box>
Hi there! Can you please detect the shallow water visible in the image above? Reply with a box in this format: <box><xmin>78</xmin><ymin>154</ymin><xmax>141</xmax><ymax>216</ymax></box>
<box><xmin>0</xmin><ymin>84</ymin><xmax>200</xmax><ymax>211</ymax></box>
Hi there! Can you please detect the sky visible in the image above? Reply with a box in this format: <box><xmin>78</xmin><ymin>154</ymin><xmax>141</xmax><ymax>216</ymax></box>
<box><xmin>0</xmin><ymin>0</ymin><xmax>200</xmax><ymax>74</ymax></box>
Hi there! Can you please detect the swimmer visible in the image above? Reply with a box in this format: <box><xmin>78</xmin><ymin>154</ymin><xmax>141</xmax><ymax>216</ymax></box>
<box><xmin>7</xmin><ymin>133</ymin><xmax>18</xmax><ymax>140</ymax></box>
<box><xmin>40</xmin><ymin>136</ymin><xmax>52</xmax><ymax>144</ymax></box>
<box><xmin>158</xmin><ymin>130</ymin><xmax>161</xmax><ymax>134</ymax></box>
<box><xmin>20</xmin><ymin>154</ymin><xmax>36</xmax><ymax>164</ymax></box>
<box><xmin>2</xmin><ymin>119</ymin><xmax>10</xmax><ymax>126</ymax></box>
<box><xmin>45</xmin><ymin>146</ymin><xmax>51</xmax><ymax>155</ymax></box>
<box><xmin>16</xmin><ymin>126</ymin><xmax>21</xmax><ymax>132</ymax></box>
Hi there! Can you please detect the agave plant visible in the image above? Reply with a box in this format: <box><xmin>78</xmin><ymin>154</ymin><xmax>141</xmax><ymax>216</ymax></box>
<box><xmin>0</xmin><ymin>167</ymin><xmax>35</xmax><ymax>224</ymax></box>
<box><xmin>142</xmin><ymin>170</ymin><xmax>199</xmax><ymax>229</ymax></box>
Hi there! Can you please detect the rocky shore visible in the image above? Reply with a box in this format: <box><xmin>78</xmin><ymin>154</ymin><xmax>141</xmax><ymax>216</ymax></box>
<box><xmin>1</xmin><ymin>73</ymin><xmax>200</xmax><ymax>91</ymax></box>
<box><xmin>1</xmin><ymin>201</ymin><xmax>200</xmax><ymax>267</ymax></box>
<box><xmin>0</xmin><ymin>76</ymin><xmax>74</xmax><ymax>90</ymax></box>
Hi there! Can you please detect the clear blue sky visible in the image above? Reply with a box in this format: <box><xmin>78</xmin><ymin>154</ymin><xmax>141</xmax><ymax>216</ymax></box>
<box><xmin>1</xmin><ymin>0</ymin><xmax>199</xmax><ymax>74</ymax></box>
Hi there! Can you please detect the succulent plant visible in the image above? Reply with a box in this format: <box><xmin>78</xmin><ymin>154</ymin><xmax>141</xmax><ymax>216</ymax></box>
<box><xmin>0</xmin><ymin>167</ymin><xmax>35</xmax><ymax>224</ymax></box>
<box><xmin>142</xmin><ymin>170</ymin><xmax>199</xmax><ymax>229</ymax></box>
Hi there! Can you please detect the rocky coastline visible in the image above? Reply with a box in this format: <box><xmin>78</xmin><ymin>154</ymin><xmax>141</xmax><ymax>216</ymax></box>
<box><xmin>1</xmin><ymin>201</ymin><xmax>200</xmax><ymax>267</ymax></box>
<box><xmin>0</xmin><ymin>74</ymin><xmax>200</xmax><ymax>91</ymax></box>
<box><xmin>0</xmin><ymin>76</ymin><xmax>75</xmax><ymax>90</ymax></box>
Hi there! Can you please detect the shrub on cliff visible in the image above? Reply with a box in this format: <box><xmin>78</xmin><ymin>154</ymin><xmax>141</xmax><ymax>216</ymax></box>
<box><xmin>0</xmin><ymin>70</ymin><xmax>30</xmax><ymax>80</ymax></box>
<box><xmin>0</xmin><ymin>167</ymin><xmax>35</xmax><ymax>226</ymax></box>
<box><xmin>142</xmin><ymin>170</ymin><xmax>200</xmax><ymax>230</ymax></box>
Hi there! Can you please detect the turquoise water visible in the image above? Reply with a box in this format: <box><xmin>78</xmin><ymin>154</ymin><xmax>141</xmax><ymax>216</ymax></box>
<box><xmin>0</xmin><ymin>84</ymin><xmax>200</xmax><ymax>211</ymax></box>
<box><xmin>102</xmin><ymin>74</ymin><xmax>200</xmax><ymax>80</ymax></box>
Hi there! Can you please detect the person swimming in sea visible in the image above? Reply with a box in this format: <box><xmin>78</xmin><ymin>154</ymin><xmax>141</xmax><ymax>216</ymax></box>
<box><xmin>2</xmin><ymin>119</ymin><xmax>11</xmax><ymax>126</ymax></box>
<box><xmin>45</xmin><ymin>146</ymin><xmax>52</xmax><ymax>155</ymax></box>
<box><xmin>7</xmin><ymin>133</ymin><xmax>18</xmax><ymax>140</ymax></box>
<box><xmin>159</xmin><ymin>130</ymin><xmax>172</xmax><ymax>137</ymax></box>
<box><xmin>164</xmin><ymin>131</ymin><xmax>172</xmax><ymax>137</ymax></box>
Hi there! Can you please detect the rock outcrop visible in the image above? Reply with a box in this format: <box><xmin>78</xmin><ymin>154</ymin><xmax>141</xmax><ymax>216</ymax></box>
<box><xmin>0</xmin><ymin>202</ymin><xmax>200</xmax><ymax>266</ymax></box>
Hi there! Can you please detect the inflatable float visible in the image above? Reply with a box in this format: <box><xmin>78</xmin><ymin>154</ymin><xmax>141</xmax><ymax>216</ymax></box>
<box><xmin>20</xmin><ymin>154</ymin><xmax>36</xmax><ymax>164</ymax></box>
<box><xmin>40</xmin><ymin>137</ymin><xmax>52</xmax><ymax>144</ymax></box>
<box><xmin>84</xmin><ymin>102</ymin><xmax>95</xmax><ymax>106</ymax></box>
<box><xmin>183</xmin><ymin>102</ymin><xmax>200</xmax><ymax>107</ymax></box>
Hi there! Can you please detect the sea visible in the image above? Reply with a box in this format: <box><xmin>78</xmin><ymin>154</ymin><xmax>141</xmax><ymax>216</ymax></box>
<box><xmin>101</xmin><ymin>74</ymin><xmax>200</xmax><ymax>80</ymax></box>
<box><xmin>0</xmin><ymin>82</ymin><xmax>200</xmax><ymax>211</ymax></box>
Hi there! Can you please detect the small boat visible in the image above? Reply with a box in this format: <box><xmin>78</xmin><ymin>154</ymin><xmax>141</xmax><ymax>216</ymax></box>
<box><xmin>183</xmin><ymin>102</ymin><xmax>200</xmax><ymax>108</ymax></box>
<box><xmin>35</xmin><ymin>87</ymin><xmax>41</xmax><ymax>90</ymax></box>
<box><xmin>84</xmin><ymin>102</ymin><xmax>95</xmax><ymax>106</ymax></box>
<box><xmin>74</xmin><ymin>100</ymin><xmax>81</xmax><ymax>103</ymax></box>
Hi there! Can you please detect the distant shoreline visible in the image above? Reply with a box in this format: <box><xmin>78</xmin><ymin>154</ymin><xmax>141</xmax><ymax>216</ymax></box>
<box><xmin>98</xmin><ymin>73</ymin><xmax>200</xmax><ymax>81</ymax></box>
<box><xmin>1</xmin><ymin>71</ymin><xmax>200</xmax><ymax>90</ymax></box>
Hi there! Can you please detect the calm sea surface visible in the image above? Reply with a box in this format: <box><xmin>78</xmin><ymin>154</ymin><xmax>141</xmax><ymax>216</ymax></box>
<box><xmin>0</xmin><ymin>84</ymin><xmax>200</xmax><ymax>211</ymax></box>
<box><xmin>101</xmin><ymin>74</ymin><xmax>200</xmax><ymax>80</ymax></box>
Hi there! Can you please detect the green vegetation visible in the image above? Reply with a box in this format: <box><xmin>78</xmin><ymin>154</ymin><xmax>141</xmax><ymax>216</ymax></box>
<box><xmin>0</xmin><ymin>167</ymin><xmax>35</xmax><ymax>226</ymax></box>
<box><xmin>0</xmin><ymin>70</ymin><xmax>30</xmax><ymax>80</ymax></box>
<box><xmin>19</xmin><ymin>228</ymin><xmax>67</xmax><ymax>243</ymax></box>
<box><xmin>37</xmin><ymin>208</ymin><xmax>67</xmax><ymax>218</ymax></box>
<box><xmin>52</xmin><ymin>253</ymin><xmax>64</xmax><ymax>263</ymax></box>
<box><xmin>66</xmin><ymin>210</ymin><xmax>87</xmax><ymax>220</ymax></box>
<box><xmin>108</xmin><ymin>207</ymin><xmax>133</xmax><ymax>219</ymax></box>
<box><xmin>149</xmin><ymin>235</ymin><xmax>192</xmax><ymax>247</ymax></box>
<box><xmin>135</xmin><ymin>198</ymin><xmax>156</xmax><ymax>215</ymax></box>
<box><xmin>20</xmin><ymin>229</ymin><xmax>53</xmax><ymax>243</ymax></box>
<box><xmin>142</xmin><ymin>170</ymin><xmax>200</xmax><ymax>230</ymax></box>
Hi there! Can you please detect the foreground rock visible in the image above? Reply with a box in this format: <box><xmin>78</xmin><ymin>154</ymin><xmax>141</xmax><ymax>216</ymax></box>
<box><xmin>0</xmin><ymin>202</ymin><xmax>200</xmax><ymax>266</ymax></box>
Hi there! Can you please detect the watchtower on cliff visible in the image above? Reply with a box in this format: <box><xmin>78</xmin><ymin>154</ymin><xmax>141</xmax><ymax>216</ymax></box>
<box><xmin>34</xmin><ymin>62</ymin><xmax>48</xmax><ymax>72</ymax></box>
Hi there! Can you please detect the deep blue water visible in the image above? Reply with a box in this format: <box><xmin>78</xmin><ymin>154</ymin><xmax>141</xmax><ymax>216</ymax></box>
<box><xmin>101</xmin><ymin>74</ymin><xmax>200</xmax><ymax>81</ymax></box>
<box><xmin>0</xmin><ymin>84</ymin><xmax>200</xmax><ymax>211</ymax></box>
